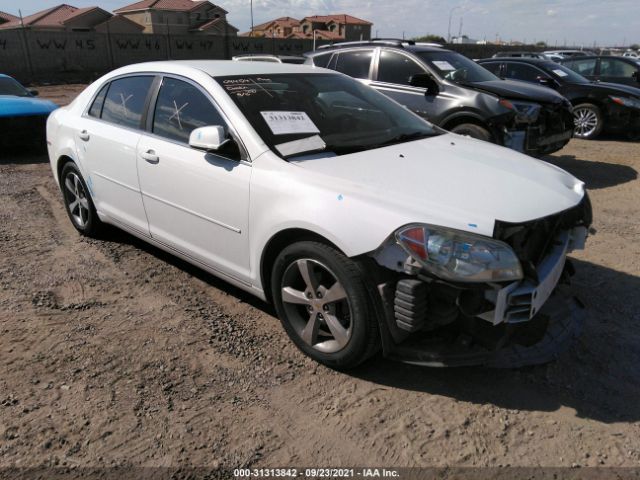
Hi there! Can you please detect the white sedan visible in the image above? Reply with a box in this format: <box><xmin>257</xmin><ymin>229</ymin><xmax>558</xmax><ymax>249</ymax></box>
<box><xmin>47</xmin><ymin>60</ymin><xmax>592</xmax><ymax>369</ymax></box>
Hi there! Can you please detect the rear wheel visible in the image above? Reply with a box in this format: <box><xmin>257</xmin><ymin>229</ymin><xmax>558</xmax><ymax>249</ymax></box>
<box><xmin>573</xmin><ymin>103</ymin><xmax>603</xmax><ymax>139</ymax></box>
<box><xmin>60</xmin><ymin>162</ymin><xmax>103</xmax><ymax>237</ymax></box>
<box><xmin>271</xmin><ymin>241</ymin><xmax>380</xmax><ymax>369</ymax></box>
<box><xmin>450</xmin><ymin>123</ymin><xmax>493</xmax><ymax>142</ymax></box>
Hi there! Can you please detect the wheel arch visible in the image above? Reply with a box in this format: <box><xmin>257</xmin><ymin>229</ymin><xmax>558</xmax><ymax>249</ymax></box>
<box><xmin>260</xmin><ymin>228</ymin><xmax>344</xmax><ymax>304</ymax></box>
<box><xmin>441</xmin><ymin>112</ymin><xmax>490</xmax><ymax>132</ymax></box>
<box><xmin>56</xmin><ymin>154</ymin><xmax>76</xmax><ymax>187</ymax></box>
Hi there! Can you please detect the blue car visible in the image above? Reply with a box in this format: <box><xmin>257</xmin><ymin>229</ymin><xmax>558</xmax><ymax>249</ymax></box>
<box><xmin>0</xmin><ymin>74</ymin><xmax>58</xmax><ymax>149</ymax></box>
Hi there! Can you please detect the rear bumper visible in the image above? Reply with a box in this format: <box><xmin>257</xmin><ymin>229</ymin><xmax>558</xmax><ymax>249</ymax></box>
<box><xmin>382</xmin><ymin>292</ymin><xmax>584</xmax><ymax>368</ymax></box>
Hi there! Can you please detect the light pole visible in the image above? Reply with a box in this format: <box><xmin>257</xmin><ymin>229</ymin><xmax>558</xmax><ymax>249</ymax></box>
<box><xmin>250</xmin><ymin>0</ymin><xmax>254</xmax><ymax>36</ymax></box>
<box><xmin>447</xmin><ymin>6</ymin><xmax>461</xmax><ymax>44</ymax></box>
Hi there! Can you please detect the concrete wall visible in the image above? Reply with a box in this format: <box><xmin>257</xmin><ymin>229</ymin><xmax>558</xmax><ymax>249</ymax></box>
<box><xmin>0</xmin><ymin>30</ymin><xmax>324</xmax><ymax>83</ymax></box>
<box><xmin>0</xmin><ymin>29</ymin><xmax>556</xmax><ymax>84</ymax></box>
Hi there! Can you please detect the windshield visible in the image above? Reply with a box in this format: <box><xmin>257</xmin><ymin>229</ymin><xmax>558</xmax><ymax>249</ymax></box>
<box><xmin>416</xmin><ymin>51</ymin><xmax>500</xmax><ymax>83</ymax></box>
<box><xmin>544</xmin><ymin>63</ymin><xmax>590</xmax><ymax>84</ymax></box>
<box><xmin>0</xmin><ymin>77</ymin><xmax>30</xmax><ymax>97</ymax></box>
<box><xmin>215</xmin><ymin>73</ymin><xmax>441</xmax><ymax>158</ymax></box>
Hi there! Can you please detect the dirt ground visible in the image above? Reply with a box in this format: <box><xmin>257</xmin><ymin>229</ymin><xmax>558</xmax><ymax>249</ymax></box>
<box><xmin>1</xmin><ymin>84</ymin><xmax>640</xmax><ymax>473</ymax></box>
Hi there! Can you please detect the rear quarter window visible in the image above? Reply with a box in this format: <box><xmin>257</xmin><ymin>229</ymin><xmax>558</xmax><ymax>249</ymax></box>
<box><xmin>311</xmin><ymin>53</ymin><xmax>333</xmax><ymax>68</ymax></box>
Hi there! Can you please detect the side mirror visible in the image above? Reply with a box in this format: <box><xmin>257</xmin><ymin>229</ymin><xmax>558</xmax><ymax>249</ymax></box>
<box><xmin>189</xmin><ymin>126</ymin><xmax>230</xmax><ymax>152</ymax></box>
<box><xmin>537</xmin><ymin>75</ymin><xmax>555</xmax><ymax>88</ymax></box>
<box><xmin>409</xmin><ymin>73</ymin><xmax>439</xmax><ymax>95</ymax></box>
<box><xmin>29</xmin><ymin>89</ymin><xmax>39</xmax><ymax>96</ymax></box>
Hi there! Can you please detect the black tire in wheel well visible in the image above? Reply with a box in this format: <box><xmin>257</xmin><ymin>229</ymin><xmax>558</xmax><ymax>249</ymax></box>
<box><xmin>260</xmin><ymin>229</ymin><xmax>340</xmax><ymax>303</ymax></box>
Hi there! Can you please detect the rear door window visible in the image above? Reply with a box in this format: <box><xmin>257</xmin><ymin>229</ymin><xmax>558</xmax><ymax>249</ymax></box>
<box><xmin>480</xmin><ymin>61</ymin><xmax>503</xmax><ymax>77</ymax></box>
<box><xmin>334</xmin><ymin>50</ymin><xmax>373</xmax><ymax>79</ymax></box>
<box><xmin>101</xmin><ymin>76</ymin><xmax>154</xmax><ymax>129</ymax></box>
<box><xmin>600</xmin><ymin>58</ymin><xmax>636</xmax><ymax>77</ymax></box>
<box><xmin>377</xmin><ymin>50</ymin><xmax>426</xmax><ymax>86</ymax></box>
<box><xmin>503</xmin><ymin>63</ymin><xmax>544</xmax><ymax>83</ymax></box>
<box><xmin>564</xmin><ymin>58</ymin><xmax>596</xmax><ymax>76</ymax></box>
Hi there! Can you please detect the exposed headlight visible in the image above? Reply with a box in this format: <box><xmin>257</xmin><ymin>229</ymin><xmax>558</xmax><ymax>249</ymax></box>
<box><xmin>610</xmin><ymin>96</ymin><xmax>640</xmax><ymax>109</ymax></box>
<box><xmin>498</xmin><ymin>98</ymin><xmax>541</xmax><ymax>122</ymax></box>
<box><xmin>396</xmin><ymin>224</ymin><xmax>523</xmax><ymax>283</ymax></box>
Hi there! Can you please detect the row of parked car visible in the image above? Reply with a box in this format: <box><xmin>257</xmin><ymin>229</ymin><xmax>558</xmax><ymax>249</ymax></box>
<box><xmin>233</xmin><ymin>39</ymin><xmax>640</xmax><ymax>152</ymax></box>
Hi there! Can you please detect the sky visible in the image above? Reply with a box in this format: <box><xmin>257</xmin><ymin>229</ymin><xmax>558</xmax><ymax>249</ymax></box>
<box><xmin>1</xmin><ymin>0</ymin><xmax>638</xmax><ymax>47</ymax></box>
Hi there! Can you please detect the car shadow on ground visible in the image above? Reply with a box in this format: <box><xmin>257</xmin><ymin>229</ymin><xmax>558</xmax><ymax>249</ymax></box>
<box><xmin>352</xmin><ymin>258</ymin><xmax>640</xmax><ymax>424</ymax></box>
<box><xmin>96</xmin><ymin>225</ymin><xmax>277</xmax><ymax>316</ymax></box>
<box><xmin>0</xmin><ymin>149</ymin><xmax>48</xmax><ymax>165</ymax></box>
<box><xmin>543</xmin><ymin>154</ymin><xmax>638</xmax><ymax>190</ymax></box>
<box><xmin>97</xmin><ymin>223</ymin><xmax>640</xmax><ymax>424</ymax></box>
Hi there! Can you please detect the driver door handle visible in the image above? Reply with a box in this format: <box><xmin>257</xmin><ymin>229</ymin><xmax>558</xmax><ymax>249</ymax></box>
<box><xmin>141</xmin><ymin>150</ymin><xmax>159</xmax><ymax>164</ymax></box>
<box><xmin>78</xmin><ymin>130</ymin><xmax>90</xmax><ymax>141</ymax></box>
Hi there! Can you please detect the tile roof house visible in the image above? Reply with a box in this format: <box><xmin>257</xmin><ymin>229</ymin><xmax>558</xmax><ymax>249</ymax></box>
<box><xmin>242</xmin><ymin>13</ymin><xmax>372</xmax><ymax>41</ymax></box>
<box><xmin>113</xmin><ymin>0</ymin><xmax>238</xmax><ymax>35</ymax></box>
<box><xmin>0</xmin><ymin>11</ymin><xmax>19</xmax><ymax>25</ymax></box>
<box><xmin>0</xmin><ymin>4</ymin><xmax>142</xmax><ymax>33</ymax></box>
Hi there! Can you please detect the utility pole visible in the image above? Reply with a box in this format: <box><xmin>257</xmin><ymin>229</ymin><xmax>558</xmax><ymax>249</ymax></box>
<box><xmin>250</xmin><ymin>0</ymin><xmax>254</xmax><ymax>36</ymax></box>
<box><xmin>447</xmin><ymin>6</ymin><xmax>460</xmax><ymax>43</ymax></box>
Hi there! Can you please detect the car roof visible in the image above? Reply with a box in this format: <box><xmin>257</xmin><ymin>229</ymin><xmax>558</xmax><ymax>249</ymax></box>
<box><xmin>559</xmin><ymin>55</ymin><xmax>637</xmax><ymax>62</ymax></box>
<box><xmin>110</xmin><ymin>60</ymin><xmax>323</xmax><ymax>77</ymax></box>
<box><xmin>0</xmin><ymin>73</ymin><xmax>11</xmax><ymax>79</ymax></box>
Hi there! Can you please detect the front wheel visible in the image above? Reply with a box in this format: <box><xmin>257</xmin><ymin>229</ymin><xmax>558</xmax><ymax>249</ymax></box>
<box><xmin>573</xmin><ymin>103</ymin><xmax>603</xmax><ymax>139</ymax></box>
<box><xmin>450</xmin><ymin>123</ymin><xmax>493</xmax><ymax>142</ymax></box>
<box><xmin>271</xmin><ymin>241</ymin><xmax>380</xmax><ymax>369</ymax></box>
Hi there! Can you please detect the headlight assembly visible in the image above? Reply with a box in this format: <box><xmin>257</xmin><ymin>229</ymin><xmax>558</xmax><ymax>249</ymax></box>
<box><xmin>610</xmin><ymin>96</ymin><xmax>640</xmax><ymax>109</ymax></box>
<box><xmin>396</xmin><ymin>224</ymin><xmax>523</xmax><ymax>283</ymax></box>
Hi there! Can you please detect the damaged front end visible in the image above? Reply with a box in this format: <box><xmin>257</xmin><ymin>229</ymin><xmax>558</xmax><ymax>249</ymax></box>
<box><xmin>493</xmin><ymin>99</ymin><xmax>574</xmax><ymax>156</ymax></box>
<box><xmin>368</xmin><ymin>194</ymin><xmax>592</xmax><ymax>368</ymax></box>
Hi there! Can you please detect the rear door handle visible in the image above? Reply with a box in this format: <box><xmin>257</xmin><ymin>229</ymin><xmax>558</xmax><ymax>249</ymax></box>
<box><xmin>78</xmin><ymin>130</ymin><xmax>90</xmax><ymax>141</ymax></box>
<box><xmin>141</xmin><ymin>150</ymin><xmax>159</xmax><ymax>164</ymax></box>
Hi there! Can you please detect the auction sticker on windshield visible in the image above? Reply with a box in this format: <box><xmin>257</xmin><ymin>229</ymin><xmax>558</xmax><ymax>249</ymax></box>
<box><xmin>553</xmin><ymin>69</ymin><xmax>569</xmax><ymax>77</ymax></box>
<box><xmin>433</xmin><ymin>61</ymin><xmax>456</xmax><ymax>71</ymax></box>
<box><xmin>261</xmin><ymin>111</ymin><xmax>320</xmax><ymax>135</ymax></box>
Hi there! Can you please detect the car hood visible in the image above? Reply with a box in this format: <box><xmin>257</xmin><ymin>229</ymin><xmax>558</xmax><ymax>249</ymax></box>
<box><xmin>0</xmin><ymin>95</ymin><xmax>58</xmax><ymax>117</ymax></box>
<box><xmin>580</xmin><ymin>81</ymin><xmax>640</xmax><ymax>97</ymax></box>
<box><xmin>464</xmin><ymin>79</ymin><xmax>566</xmax><ymax>103</ymax></box>
<box><xmin>289</xmin><ymin>133</ymin><xmax>584</xmax><ymax>237</ymax></box>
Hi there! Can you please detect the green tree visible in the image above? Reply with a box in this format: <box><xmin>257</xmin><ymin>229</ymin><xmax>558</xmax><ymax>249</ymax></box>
<box><xmin>535</xmin><ymin>41</ymin><xmax>547</xmax><ymax>48</ymax></box>
<box><xmin>412</xmin><ymin>34</ymin><xmax>446</xmax><ymax>44</ymax></box>
<box><xmin>630</xmin><ymin>43</ymin><xmax>640</xmax><ymax>50</ymax></box>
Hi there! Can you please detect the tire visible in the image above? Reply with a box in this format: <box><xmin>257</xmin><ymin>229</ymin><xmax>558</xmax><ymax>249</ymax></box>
<box><xmin>450</xmin><ymin>123</ymin><xmax>493</xmax><ymax>142</ymax></box>
<box><xmin>60</xmin><ymin>162</ymin><xmax>103</xmax><ymax>237</ymax></box>
<box><xmin>271</xmin><ymin>241</ymin><xmax>380</xmax><ymax>369</ymax></box>
<box><xmin>573</xmin><ymin>103</ymin><xmax>604</xmax><ymax>139</ymax></box>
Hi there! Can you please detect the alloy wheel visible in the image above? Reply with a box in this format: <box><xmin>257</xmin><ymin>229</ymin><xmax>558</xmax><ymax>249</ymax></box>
<box><xmin>280</xmin><ymin>258</ymin><xmax>352</xmax><ymax>353</ymax></box>
<box><xmin>64</xmin><ymin>172</ymin><xmax>90</xmax><ymax>228</ymax></box>
<box><xmin>573</xmin><ymin>107</ymin><xmax>599</xmax><ymax>138</ymax></box>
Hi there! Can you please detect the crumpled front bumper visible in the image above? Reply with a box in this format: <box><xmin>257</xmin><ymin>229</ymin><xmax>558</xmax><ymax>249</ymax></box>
<box><xmin>382</xmin><ymin>291</ymin><xmax>585</xmax><ymax>368</ymax></box>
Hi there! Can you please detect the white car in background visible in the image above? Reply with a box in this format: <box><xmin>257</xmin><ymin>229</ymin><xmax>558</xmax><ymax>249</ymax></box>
<box><xmin>47</xmin><ymin>61</ymin><xmax>592</xmax><ymax>369</ymax></box>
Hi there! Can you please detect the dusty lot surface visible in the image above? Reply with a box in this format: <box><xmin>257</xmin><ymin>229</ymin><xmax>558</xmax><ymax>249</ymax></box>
<box><xmin>1</xmin><ymin>85</ymin><xmax>640</xmax><ymax>472</ymax></box>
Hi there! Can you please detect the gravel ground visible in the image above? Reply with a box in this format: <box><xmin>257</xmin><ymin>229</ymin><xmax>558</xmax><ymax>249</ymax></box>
<box><xmin>1</xmin><ymin>84</ymin><xmax>639</xmax><ymax>473</ymax></box>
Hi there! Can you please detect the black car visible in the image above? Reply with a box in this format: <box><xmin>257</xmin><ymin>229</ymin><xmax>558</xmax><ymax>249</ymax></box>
<box><xmin>304</xmin><ymin>40</ymin><xmax>575</xmax><ymax>156</ymax></box>
<box><xmin>492</xmin><ymin>51</ymin><xmax>546</xmax><ymax>59</ymax></box>
<box><xmin>478</xmin><ymin>57</ymin><xmax>640</xmax><ymax>139</ymax></box>
<box><xmin>558</xmin><ymin>55</ymin><xmax>640</xmax><ymax>87</ymax></box>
